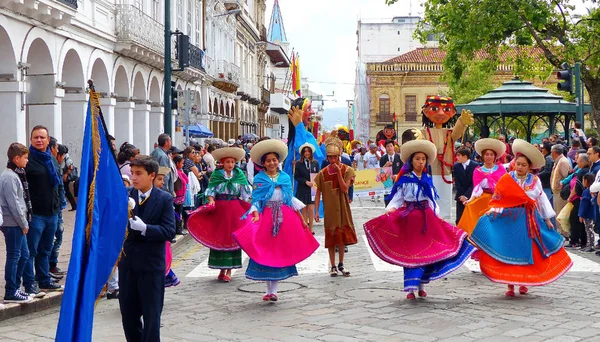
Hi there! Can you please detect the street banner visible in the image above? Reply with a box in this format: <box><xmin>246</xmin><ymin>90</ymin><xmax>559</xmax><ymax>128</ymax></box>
<box><xmin>352</xmin><ymin>167</ymin><xmax>394</xmax><ymax>197</ymax></box>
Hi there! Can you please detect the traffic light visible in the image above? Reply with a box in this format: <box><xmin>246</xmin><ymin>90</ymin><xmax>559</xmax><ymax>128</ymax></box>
<box><xmin>281</xmin><ymin>125</ymin><xmax>285</xmax><ymax>136</ymax></box>
<box><xmin>171</xmin><ymin>81</ymin><xmax>178</xmax><ymax>110</ymax></box>
<box><xmin>177</xmin><ymin>34</ymin><xmax>190</xmax><ymax>69</ymax></box>
<box><xmin>557</xmin><ymin>62</ymin><xmax>573</xmax><ymax>94</ymax></box>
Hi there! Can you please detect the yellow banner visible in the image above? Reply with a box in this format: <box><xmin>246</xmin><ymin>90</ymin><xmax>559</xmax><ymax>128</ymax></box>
<box><xmin>353</xmin><ymin>167</ymin><xmax>394</xmax><ymax>196</ymax></box>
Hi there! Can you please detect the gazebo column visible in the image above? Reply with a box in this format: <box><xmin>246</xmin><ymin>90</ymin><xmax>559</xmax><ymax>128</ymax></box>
<box><xmin>548</xmin><ymin>114</ymin><xmax>555</xmax><ymax>135</ymax></box>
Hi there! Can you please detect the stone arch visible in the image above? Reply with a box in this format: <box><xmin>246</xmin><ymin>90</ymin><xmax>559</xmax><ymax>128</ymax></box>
<box><xmin>60</xmin><ymin>48</ymin><xmax>86</xmax><ymax>166</ymax></box>
<box><xmin>220</xmin><ymin>101</ymin><xmax>225</xmax><ymax>117</ymax></box>
<box><xmin>26</xmin><ymin>38</ymin><xmax>55</xmax><ymax>138</ymax></box>
<box><xmin>213</xmin><ymin>98</ymin><xmax>218</xmax><ymax>115</ymax></box>
<box><xmin>149</xmin><ymin>76</ymin><xmax>161</xmax><ymax>104</ymax></box>
<box><xmin>132</xmin><ymin>71</ymin><xmax>147</xmax><ymax>101</ymax></box>
<box><xmin>0</xmin><ymin>23</ymin><xmax>21</xmax><ymax>167</ymax></box>
<box><xmin>90</xmin><ymin>58</ymin><xmax>110</xmax><ymax>94</ymax></box>
<box><xmin>114</xmin><ymin>65</ymin><xmax>130</xmax><ymax>98</ymax></box>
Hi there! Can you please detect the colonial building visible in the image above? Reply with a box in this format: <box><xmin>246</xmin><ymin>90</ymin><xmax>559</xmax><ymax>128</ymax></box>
<box><xmin>366</xmin><ymin>47</ymin><xmax>557</xmax><ymax>140</ymax></box>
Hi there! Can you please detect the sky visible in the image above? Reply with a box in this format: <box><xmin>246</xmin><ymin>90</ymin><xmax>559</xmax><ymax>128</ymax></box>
<box><xmin>264</xmin><ymin>0</ymin><xmax>425</xmax><ymax>128</ymax></box>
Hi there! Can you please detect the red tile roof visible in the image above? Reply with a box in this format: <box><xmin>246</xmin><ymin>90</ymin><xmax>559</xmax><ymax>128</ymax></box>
<box><xmin>383</xmin><ymin>47</ymin><xmax>545</xmax><ymax>64</ymax></box>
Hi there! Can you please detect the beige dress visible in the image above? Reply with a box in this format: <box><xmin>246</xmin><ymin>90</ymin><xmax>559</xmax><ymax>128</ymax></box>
<box><xmin>315</xmin><ymin>164</ymin><xmax>358</xmax><ymax>248</ymax></box>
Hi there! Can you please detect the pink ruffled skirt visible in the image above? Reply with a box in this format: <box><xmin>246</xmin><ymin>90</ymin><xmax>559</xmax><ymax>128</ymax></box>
<box><xmin>187</xmin><ymin>199</ymin><xmax>251</xmax><ymax>251</ymax></box>
<box><xmin>233</xmin><ymin>205</ymin><xmax>319</xmax><ymax>268</ymax></box>
<box><xmin>364</xmin><ymin>203</ymin><xmax>468</xmax><ymax>267</ymax></box>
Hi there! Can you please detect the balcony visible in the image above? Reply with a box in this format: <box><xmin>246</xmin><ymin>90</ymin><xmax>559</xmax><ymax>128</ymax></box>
<box><xmin>223</xmin><ymin>0</ymin><xmax>240</xmax><ymax>11</ymax></box>
<box><xmin>0</xmin><ymin>0</ymin><xmax>77</xmax><ymax>27</ymax></box>
<box><xmin>260</xmin><ymin>25</ymin><xmax>267</xmax><ymax>42</ymax></box>
<box><xmin>405</xmin><ymin>112</ymin><xmax>418</xmax><ymax>122</ymax></box>
<box><xmin>116</xmin><ymin>5</ymin><xmax>165</xmax><ymax>69</ymax></box>
<box><xmin>376</xmin><ymin>113</ymin><xmax>393</xmax><ymax>123</ymax></box>
<box><xmin>258</xmin><ymin>87</ymin><xmax>270</xmax><ymax>114</ymax></box>
<box><xmin>212</xmin><ymin>60</ymin><xmax>240</xmax><ymax>94</ymax></box>
<box><xmin>188</xmin><ymin>44</ymin><xmax>205</xmax><ymax>72</ymax></box>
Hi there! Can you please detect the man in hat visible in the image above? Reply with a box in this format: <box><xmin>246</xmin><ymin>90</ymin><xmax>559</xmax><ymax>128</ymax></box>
<box><xmin>314</xmin><ymin>138</ymin><xmax>358</xmax><ymax>277</ymax></box>
<box><xmin>421</xmin><ymin>96</ymin><xmax>473</xmax><ymax>221</ymax></box>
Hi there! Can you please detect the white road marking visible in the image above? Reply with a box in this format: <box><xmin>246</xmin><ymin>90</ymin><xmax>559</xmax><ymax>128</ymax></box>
<box><xmin>361</xmin><ymin>235</ymin><xmax>403</xmax><ymax>272</ymax></box>
<box><xmin>567</xmin><ymin>252</ymin><xmax>600</xmax><ymax>272</ymax></box>
<box><xmin>296</xmin><ymin>235</ymin><xmax>329</xmax><ymax>274</ymax></box>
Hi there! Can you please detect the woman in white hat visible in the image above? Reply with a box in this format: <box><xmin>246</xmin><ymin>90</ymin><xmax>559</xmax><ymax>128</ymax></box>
<box><xmin>187</xmin><ymin>147</ymin><xmax>252</xmax><ymax>282</ymax></box>
<box><xmin>364</xmin><ymin>140</ymin><xmax>475</xmax><ymax>300</ymax></box>
<box><xmin>232</xmin><ymin>140</ymin><xmax>319</xmax><ymax>302</ymax></box>
<box><xmin>470</xmin><ymin>139</ymin><xmax>572</xmax><ymax>297</ymax></box>
<box><xmin>294</xmin><ymin>143</ymin><xmax>319</xmax><ymax>234</ymax></box>
<box><xmin>457</xmin><ymin>138</ymin><xmax>507</xmax><ymax>236</ymax></box>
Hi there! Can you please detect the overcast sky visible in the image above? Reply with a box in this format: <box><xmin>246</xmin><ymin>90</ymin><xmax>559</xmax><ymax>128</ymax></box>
<box><xmin>265</xmin><ymin>0</ymin><xmax>424</xmax><ymax>111</ymax></box>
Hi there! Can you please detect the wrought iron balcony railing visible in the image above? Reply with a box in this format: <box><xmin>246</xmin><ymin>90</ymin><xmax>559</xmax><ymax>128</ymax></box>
<box><xmin>189</xmin><ymin>44</ymin><xmax>205</xmax><ymax>71</ymax></box>
<box><xmin>57</xmin><ymin>0</ymin><xmax>77</xmax><ymax>9</ymax></box>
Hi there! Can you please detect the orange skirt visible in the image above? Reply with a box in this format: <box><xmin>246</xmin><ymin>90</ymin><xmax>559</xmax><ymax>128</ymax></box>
<box><xmin>479</xmin><ymin>242</ymin><xmax>572</xmax><ymax>286</ymax></box>
<box><xmin>457</xmin><ymin>193</ymin><xmax>492</xmax><ymax>235</ymax></box>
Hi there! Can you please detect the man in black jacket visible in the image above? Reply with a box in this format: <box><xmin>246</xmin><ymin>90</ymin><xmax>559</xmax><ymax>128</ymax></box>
<box><xmin>119</xmin><ymin>155</ymin><xmax>176</xmax><ymax>342</ymax></box>
<box><xmin>538</xmin><ymin>143</ymin><xmax>555</xmax><ymax>204</ymax></box>
<box><xmin>23</xmin><ymin>126</ymin><xmax>63</xmax><ymax>294</ymax></box>
<box><xmin>380</xmin><ymin>140</ymin><xmax>403</xmax><ymax>206</ymax></box>
<box><xmin>453</xmin><ymin>147</ymin><xmax>477</xmax><ymax>224</ymax></box>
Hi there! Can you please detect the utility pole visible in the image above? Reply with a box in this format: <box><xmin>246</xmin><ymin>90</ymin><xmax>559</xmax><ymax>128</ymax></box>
<box><xmin>163</xmin><ymin>0</ymin><xmax>172</xmax><ymax>136</ymax></box>
<box><xmin>574</xmin><ymin>62</ymin><xmax>584</xmax><ymax>130</ymax></box>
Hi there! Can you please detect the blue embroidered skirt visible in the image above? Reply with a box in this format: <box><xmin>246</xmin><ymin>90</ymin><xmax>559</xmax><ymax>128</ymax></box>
<box><xmin>245</xmin><ymin>259</ymin><xmax>298</xmax><ymax>281</ymax></box>
<box><xmin>403</xmin><ymin>239</ymin><xmax>475</xmax><ymax>291</ymax></box>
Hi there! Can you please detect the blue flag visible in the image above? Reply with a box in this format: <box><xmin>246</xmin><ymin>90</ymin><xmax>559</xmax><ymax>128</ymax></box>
<box><xmin>56</xmin><ymin>90</ymin><xmax>129</xmax><ymax>341</ymax></box>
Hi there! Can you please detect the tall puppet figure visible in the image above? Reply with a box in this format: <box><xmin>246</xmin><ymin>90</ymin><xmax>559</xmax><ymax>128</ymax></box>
<box><xmin>284</xmin><ymin>97</ymin><xmax>325</xmax><ymax>180</ymax></box>
<box><xmin>421</xmin><ymin>96</ymin><xmax>474</xmax><ymax>221</ymax></box>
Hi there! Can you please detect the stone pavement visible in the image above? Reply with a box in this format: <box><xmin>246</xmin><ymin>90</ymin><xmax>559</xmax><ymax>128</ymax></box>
<box><xmin>2</xmin><ymin>200</ymin><xmax>600</xmax><ymax>341</ymax></box>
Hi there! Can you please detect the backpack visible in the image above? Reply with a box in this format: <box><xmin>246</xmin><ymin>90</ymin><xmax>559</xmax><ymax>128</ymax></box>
<box><xmin>65</xmin><ymin>157</ymin><xmax>79</xmax><ymax>183</ymax></box>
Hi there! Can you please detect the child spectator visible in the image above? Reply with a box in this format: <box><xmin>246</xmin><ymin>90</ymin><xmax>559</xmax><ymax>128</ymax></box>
<box><xmin>0</xmin><ymin>143</ymin><xmax>34</xmax><ymax>303</ymax></box>
<box><xmin>579</xmin><ymin>173</ymin><xmax>597</xmax><ymax>252</ymax></box>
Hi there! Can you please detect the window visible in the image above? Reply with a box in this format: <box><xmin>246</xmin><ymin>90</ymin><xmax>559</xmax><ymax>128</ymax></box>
<box><xmin>405</xmin><ymin>95</ymin><xmax>417</xmax><ymax>121</ymax></box>
<box><xmin>427</xmin><ymin>33</ymin><xmax>436</xmax><ymax>41</ymax></box>
<box><xmin>377</xmin><ymin>94</ymin><xmax>392</xmax><ymax>122</ymax></box>
<box><xmin>398</xmin><ymin>47</ymin><xmax>400</xmax><ymax>51</ymax></box>
<box><xmin>195</xmin><ymin>0</ymin><xmax>202</xmax><ymax>45</ymax></box>
<box><xmin>187</xmin><ymin>0</ymin><xmax>193</xmax><ymax>34</ymax></box>
<box><xmin>176</xmin><ymin>0</ymin><xmax>183</xmax><ymax>30</ymax></box>
<box><xmin>152</xmin><ymin>0</ymin><xmax>160</xmax><ymax>21</ymax></box>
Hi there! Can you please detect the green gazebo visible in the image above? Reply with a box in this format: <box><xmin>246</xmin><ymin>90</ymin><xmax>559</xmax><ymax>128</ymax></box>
<box><xmin>455</xmin><ymin>78</ymin><xmax>592</xmax><ymax>142</ymax></box>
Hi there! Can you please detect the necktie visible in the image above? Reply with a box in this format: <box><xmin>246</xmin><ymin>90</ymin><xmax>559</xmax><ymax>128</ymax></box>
<box><xmin>140</xmin><ymin>194</ymin><xmax>147</xmax><ymax>204</ymax></box>
<box><xmin>306</xmin><ymin>161</ymin><xmax>309</xmax><ymax>169</ymax></box>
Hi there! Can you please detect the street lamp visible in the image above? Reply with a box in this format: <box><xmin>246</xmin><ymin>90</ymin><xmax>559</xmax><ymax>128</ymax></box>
<box><xmin>213</xmin><ymin>9</ymin><xmax>241</xmax><ymax>17</ymax></box>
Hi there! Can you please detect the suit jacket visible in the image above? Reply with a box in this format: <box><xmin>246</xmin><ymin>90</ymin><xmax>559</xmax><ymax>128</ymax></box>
<box><xmin>379</xmin><ymin>153</ymin><xmax>403</xmax><ymax>176</ymax></box>
<box><xmin>119</xmin><ymin>187</ymin><xmax>176</xmax><ymax>272</ymax></box>
<box><xmin>453</xmin><ymin>161</ymin><xmax>478</xmax><ymax>201</ymax></box>
<box><xmin>538</xmin><ymin>155</ymin><xmax>554</xmax><ymax>189</ymax></box>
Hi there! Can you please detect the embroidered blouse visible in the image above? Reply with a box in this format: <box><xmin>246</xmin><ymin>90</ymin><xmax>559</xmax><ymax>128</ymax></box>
<box><xmin>205</xmin><ymin>169</ymin><xmax>252</xmax><ymax>201</ymax></box>
<box><xmin>489</xmin><ymin>171</ymin><xmax>555</xmax><ymax>219</ymax></box>
<box><xmin>386</xmin><ymin>172</ymin><xmax>439</xmax><ymax>215</ymax></box>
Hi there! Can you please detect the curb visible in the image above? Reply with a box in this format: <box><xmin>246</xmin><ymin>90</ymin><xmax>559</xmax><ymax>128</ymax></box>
<box><xmin>0</xmin><ymin>233</ymin><xmax>192</xmax><ymax>322</ymax></box>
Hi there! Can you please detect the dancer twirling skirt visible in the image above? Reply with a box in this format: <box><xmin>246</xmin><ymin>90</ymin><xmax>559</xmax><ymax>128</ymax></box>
<box><xmin>233</xmin><ymin>140</ymin><xmax>319</xmax><ymax>302</ymax></box>
<box><xmin>470</xmin><ymin>139</ymin><xmax>572</xmax><ymax>297</ymax></box>
<box><xmin>364</xmin><ymin>140</ymin><xmax>475</xmax><ymax>299</ymax></box>
<box><xmin>187</xmin><ymin>147</ymin><xmax>251</xmax><ymax>282</ymax></box>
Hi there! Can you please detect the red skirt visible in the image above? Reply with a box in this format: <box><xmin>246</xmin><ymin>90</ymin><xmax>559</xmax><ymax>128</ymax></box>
<box><xmin>233</xmin><ymin>205</ymin><xmax>320</xmax><ymax>268</ymax></box>
<box><xmin>187</xmin><ymin>199</ymin><xmax>251</xmax><ymax>251</ymax></box>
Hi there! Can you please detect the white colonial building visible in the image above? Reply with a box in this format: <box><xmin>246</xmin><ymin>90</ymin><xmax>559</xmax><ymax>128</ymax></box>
<box><xmin>0</xmin><ymin>0</ymin><xmax>275</xmax><ymax>167</ymax></box>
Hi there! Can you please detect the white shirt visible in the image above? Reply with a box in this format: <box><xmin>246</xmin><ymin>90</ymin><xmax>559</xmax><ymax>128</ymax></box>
<box><xmin>138</xmin><ymin>188</ymin><xmax>152</xmax><ymax>205</ymax></box>
<box><xmin>365</xmin><ymin>151</ymin><xmax>380</xmax><ymax>169</ymax></box>
<box><xmin>461</xmin><ymin>159</ymin><xmax>471</xmax><ymax>170</ymax></box>
<box><xmin>386</xmin><ymin>172</ymin><xmax>440</xmax><ymax>215</ymax></box>
<box><xmin>203</xmin><ymin>153</ymin><xmax>216</xmax><ymax>172</ymax></box>
<box><xmin>354</xmin><ymin>154</ymin><xmax>366</xmax><ymax>171</ymax></box>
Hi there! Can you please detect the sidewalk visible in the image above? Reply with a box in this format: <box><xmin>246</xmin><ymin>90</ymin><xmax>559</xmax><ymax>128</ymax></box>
<box><xmin>0</xmin><ymin>210</ymin><xmax>190</xmax><ymax>321</ymax></box>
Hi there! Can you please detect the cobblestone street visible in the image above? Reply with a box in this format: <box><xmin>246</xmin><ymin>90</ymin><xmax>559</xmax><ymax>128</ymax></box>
<box><xmin>2</xmin><ymin>200</ymin><xmax>600</xmax><ymax>341</ymax></box>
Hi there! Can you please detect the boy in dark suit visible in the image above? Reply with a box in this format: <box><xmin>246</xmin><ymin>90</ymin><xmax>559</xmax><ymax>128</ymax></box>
<box><xmin>380</xmin><ymin>140</ymin><xmax>404</xmax><ymax>207</ymax></box>
<box><xmin>119</xmin><ymin>155</ymin><xmax>176</xmax><ymax>342</ymax></box>
<box><xmin>453</xmin><ymin>148</ymin><xmax>477</xmax><ymax>224</ymax></box>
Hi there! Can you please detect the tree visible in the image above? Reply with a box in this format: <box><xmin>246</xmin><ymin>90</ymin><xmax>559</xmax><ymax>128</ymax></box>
<box><xmin>385</xmin><ymin>0</ymin><xmax>600</xmax><ymax>129</ymax></box>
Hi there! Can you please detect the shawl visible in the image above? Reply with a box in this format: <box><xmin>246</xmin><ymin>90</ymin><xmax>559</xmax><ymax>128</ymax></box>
<box><xmin>207</xmin><ymin>167</ymin><xmax>248</xmax><ymax>195</ymax></box>
<box><xmin>29</xmin><ymin>146</ymin><xmax>61</xmax><ymax>187</ymax></box>
<box><xmin>245</xmin><ymin>171</ymin><xmax>293</xmax><ymax>216</ymax></box>
<box><xmin>7</xmin><ymin>161</ymin><xmax>33</xmax><ymax>222</ymax></box>
<box><xmin>386</xmin><ymin>171</ymin><xmax>438</xmax><ymax>209</ymax></box>
<box><xmin>490</xmin><ymin>172</ymin><xmax>548</xmax><ymax>254</ymax></box>
<box><xmin>473</xmin><ymin>164</ymin><xmax>506</xmax><ymax>194</ymax></box>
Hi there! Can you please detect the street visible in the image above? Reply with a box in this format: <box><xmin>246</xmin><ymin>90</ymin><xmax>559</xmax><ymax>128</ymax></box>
<box><xmin>2</xmin><ymin>200</ymin><xmax>600</xmax><ymax>341</ymax></box>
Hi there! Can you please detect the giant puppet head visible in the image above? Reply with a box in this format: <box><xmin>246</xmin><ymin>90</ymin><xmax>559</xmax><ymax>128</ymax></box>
<box><xmin>375</xmin><ymin>124</ymin><xmax>397</xmax><ymax>143</ymax></box>
<box><xmin>421</xmin><ymin>95</ymin><xmax>458</xmax><ymax>128</ymax></box>
<box><xmin>290</xmin><ymin>97</ymin><xmax>314</xmax><ymax>128</ymax></box>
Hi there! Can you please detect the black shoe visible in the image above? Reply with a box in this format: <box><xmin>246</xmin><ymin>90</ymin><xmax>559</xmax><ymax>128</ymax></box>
<box><xmin>106</xmin><ymin>290</ymin><xmax>119</xmax><ymax>299</ymax></box>
<box><xmin>69</xmin><ymin>208</ymin><xmax>76</xmax><ymax>211</ymax></box>
<box><xmin>49</xmin><ymin>266</ymin><xmax>66</xmax><ymax>275</ymax></box>
<box><xmin>39</xmin><ymin>283</ymin><xmax>63</xmax><ymax>292</ymax></box>
<box><xmin>170</xmin><ymin>238</ymin><xmax>177</xmax><ymax>243</ymax></box>
<box><xmin>50</xmin><ymin>272</ymin><xmax>64</xmax><ymax>280</ymax></box>
<box><xmin>176</xmin><ymin>230</ymin><xmax>188</xmax><ymax>236</ymax></box>
<box><xmin>24</xmin><ymin>284</ymin><xmax>46</xmax><ymax>298</ymax></box>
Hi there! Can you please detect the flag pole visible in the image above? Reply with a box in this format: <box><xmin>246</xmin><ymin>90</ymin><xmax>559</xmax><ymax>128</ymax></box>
<box><xmin>87</xmin><ymin>79</ymin><xmax>118</xmax><ymax>165</ymax></box>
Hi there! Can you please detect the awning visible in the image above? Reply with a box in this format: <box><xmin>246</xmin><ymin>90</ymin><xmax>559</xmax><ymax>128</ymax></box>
<box><xmin>184</xmin><ymin>124</ymin><xmax>213</xmax><ymax>138</ymax></box>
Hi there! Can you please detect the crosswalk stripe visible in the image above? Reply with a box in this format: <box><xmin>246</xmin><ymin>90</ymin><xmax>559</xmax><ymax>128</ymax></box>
<box><xmin>361</xmin><ymin>235</ymin><xmax>402</xmax><ymax>272</ymax></box>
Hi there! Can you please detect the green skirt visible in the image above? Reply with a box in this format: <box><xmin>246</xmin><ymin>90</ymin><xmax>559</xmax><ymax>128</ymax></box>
<box><xmin>208</xmin><ymin>249</ymin><xmax>242</xmax><ymax>269</ymax></box>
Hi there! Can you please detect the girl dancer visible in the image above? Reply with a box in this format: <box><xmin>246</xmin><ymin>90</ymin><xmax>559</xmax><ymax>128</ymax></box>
<box><xmin>233</xmin><ymin>140</ymin><xmax>319</xmax><ymax>301</ymax></box>
<box><xmin>470</xmin><ymin>139</ymin><xmax>572</xmax><ymax>297</ymax></box>
<box><xmin>458</xmin><ymin>138</ymin><xmax>507</xmax><ymax>236</ymax></box>
<box><xmin>364</xmin><ymin>140</ymin><xmax>475</xmax><ymax>299</ymax></box>
<box><xmin>187</xmin><ymin>147</ymin><xmax>251</xmax><ymax>282</ymax></box>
